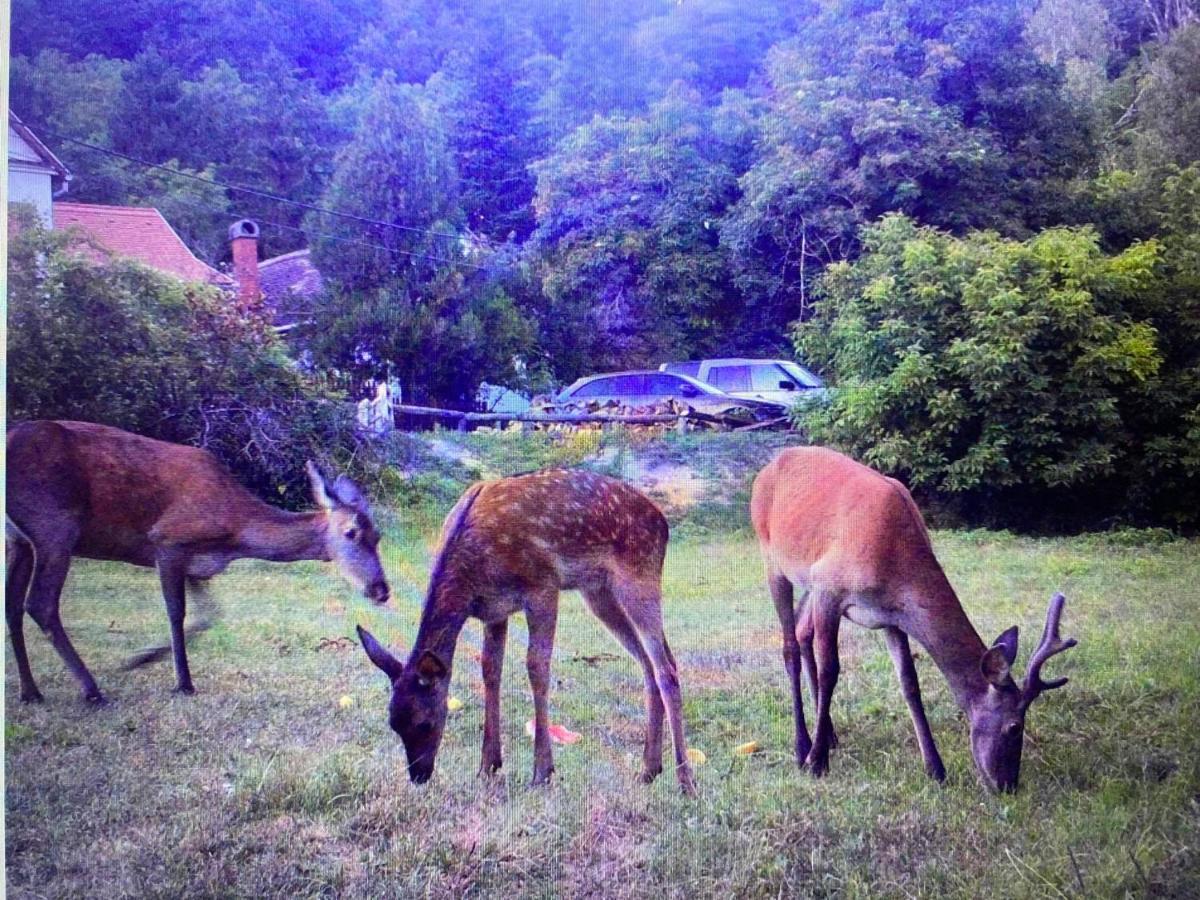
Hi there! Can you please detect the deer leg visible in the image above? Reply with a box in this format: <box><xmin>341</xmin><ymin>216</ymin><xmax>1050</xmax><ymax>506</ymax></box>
<box><xmin>156</xmin><ymin>551</ymin><xmax>195</xmax><ymax>695</ymax></box>
<box><xmin>25</xmin><ymin>547</ymin><xmax>105</xmax><ymax>704</ymax></box>
<box><xmin>884</xmin><ymin>627</ymin><xmax>946</xmax><ymax>782</ymax></box>
<box><xmin>6</xmin><ymin>537</ymin><xmax>43</xmax><ymax>703</ymax></box>
<box><xmin>797</xmin><ymin>599</ymin><xmax>837</xmax><ymax>749</ymax></box>
<box><xmin>524</xmin><ymin>590</ymin><xmax>559</xmax><ymax>786</ymax></box>
<box><xmin>769</xmin><ymin>570</ymin><xmax>812</xmax><ymax>766</ymax></box>
<box><xmin>623</xmin><ymin>591</ymin><xmax>697</xmax><ymax>796</ymax></box>
<box><xmin>805</xmin><ymin>589</ymin><xmax>842</xmax><ymax>777</ymax></box>
<box><xmin>583</xmin><ymin>585</ymin><xmax>665</xmax><ymax>784</ymax></box>
<box><xmin>480</xmin><ymin>619</ymin><xmax>508</xmax><ymax>777</ymax></box>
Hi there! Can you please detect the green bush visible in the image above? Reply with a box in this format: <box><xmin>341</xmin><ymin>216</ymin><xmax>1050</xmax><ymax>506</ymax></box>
<box><xmin>7</xmin><ymin>216</ymin><xmax>362</xmax><ymax>507</ymax></box>
<box><xmin>794</xmin><ymin>212</ymin><xmax>1200</xmax><ymax>528</ymax></box>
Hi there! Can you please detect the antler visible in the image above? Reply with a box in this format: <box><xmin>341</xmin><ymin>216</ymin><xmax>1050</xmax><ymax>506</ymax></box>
<box><xmin>1021</xmin><ymin>593</ymin><xmax>1078</xmax><ymax>708</ymax></box>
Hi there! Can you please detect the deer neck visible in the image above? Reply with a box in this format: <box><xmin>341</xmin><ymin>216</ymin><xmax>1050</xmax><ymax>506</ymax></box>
<box><xmin>237</xmin><ymin>506</ymin><xmax>331</xmax><ymax>563</ymax></box>
<box><xmin>904</xmin><ymin>577</ymin><xmax>991</xmax><ymax>714</ymax></box>
<box><xmin>411</xmin><ymin>572</ymin><xmax>471</xmax><ymax>669</ymax></box>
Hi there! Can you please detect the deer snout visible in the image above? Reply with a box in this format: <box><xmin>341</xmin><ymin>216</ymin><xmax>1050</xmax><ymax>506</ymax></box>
<box><xmin>366</xmin><ymin>581</ymin><xmax>390</xmax><ymax>604</ymax></box>
<box><xmin>408</xmin><ymin>761</ymin><xmax>434</xmax><ymax>784</ymax></box>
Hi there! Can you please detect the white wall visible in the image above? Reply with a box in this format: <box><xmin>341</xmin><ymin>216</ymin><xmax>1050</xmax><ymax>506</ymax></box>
<box><xmin>7</xmin><ymin>125</ymin><xmax>56</xmax><ymax>225</ymax></box>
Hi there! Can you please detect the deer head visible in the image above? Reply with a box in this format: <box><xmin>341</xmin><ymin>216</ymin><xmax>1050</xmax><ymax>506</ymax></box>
<box><xmin>969</xmin><ymin>593</ymin><xmax>1077</xmax><ymax>792</ymax></box>
<box><xmin>307</xmin><ymin>461</ymin><xmax>390</xmax><ymax>604</ymax></box>
<box><xmin>357</xmin><ymin>625</ymin><xmax>449</xmax><ymax>783</ymax></box>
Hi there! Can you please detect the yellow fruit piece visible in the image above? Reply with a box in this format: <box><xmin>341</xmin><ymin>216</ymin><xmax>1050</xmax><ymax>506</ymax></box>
<box><xmin>733</xmin><ymin>740</ymin><xmax>761</xmax><ymax>756</ymax></box>
<box><xmin>447</xmin><ymin>696</ymin><xmax>464</xmax><ymax>712</ymax></box>
<box><xmin>338</xmin><ymin>695</ymin><xmax>354</xmax><ymax>710</ymax></box>
<box><xmin>686</xmin><ymin>747</ymin><xmax>707</xmax><ymax>765</ymax></box>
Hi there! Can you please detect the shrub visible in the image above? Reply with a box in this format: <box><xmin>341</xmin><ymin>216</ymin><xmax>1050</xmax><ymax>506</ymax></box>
<box><xmin>794</xmin><ymin>213</ymin><xmax>1199</xmax><ymax>528</ymax></box>
<box><xmin>7</xmin><ymin>216</ymin><xmax>362</xmax><ymax>507</ymax></box>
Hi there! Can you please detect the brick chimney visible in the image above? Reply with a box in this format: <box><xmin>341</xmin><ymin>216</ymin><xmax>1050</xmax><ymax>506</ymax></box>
<box><xmin>229</xmin><ymin>219</ymin><xmax>262</xmax><ymax>310</ymax></box>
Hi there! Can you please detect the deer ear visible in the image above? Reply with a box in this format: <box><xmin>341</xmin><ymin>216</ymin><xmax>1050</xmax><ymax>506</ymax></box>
<box><xmin>991</xmin><ymin>626</ymin><xmax>1019</xmax><ymax>665</ymax></box>
<box><xmin>307</xmin><ymin>460</ymin><xmax>336</xmax><ymax>510</ymax></box>
<box><xmin>980</xmin><ymin>645</ymin><xmax>1014</xmax><ymax>688</ymax></box>
<box><xmin>415</xmin><ymin>650</ymin><xmax>448</xmax><ymax>685</ymax></box>
<box><xmin>357</xmin><ymin>625</ymin><xmax>404</xmax><ymax>682</ymax></box>
<box><xmin>332</xmin><ymin>474</ymin><xmax>371</xmax><ymax>514</ymax></box>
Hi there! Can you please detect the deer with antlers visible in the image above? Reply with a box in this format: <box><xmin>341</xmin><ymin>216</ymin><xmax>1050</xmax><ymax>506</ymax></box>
<box><xmin>357</xmin><ymin>469</ymin><xmax>696</xmax><ymax>794</ymax></box>
<box><xmin>6</xmin><ymin>420</ymin><xmax>389</xmax><ymax>704</ymax></box>
<box><xmin>751</xmin><ymin>446</ymin><xmax>1076</xmax><ymax>792</ymax></box>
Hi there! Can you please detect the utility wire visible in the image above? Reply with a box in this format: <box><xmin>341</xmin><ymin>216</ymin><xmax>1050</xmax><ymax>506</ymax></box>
<box><xmin>158</xmin><ymin>195</ymin><xmax>490</xmax><ymax>271</ymax></box>
<box><xmin>46</xmin><ymin>130</ymin><xmax>464</xmax><ymax>242</ymax></box>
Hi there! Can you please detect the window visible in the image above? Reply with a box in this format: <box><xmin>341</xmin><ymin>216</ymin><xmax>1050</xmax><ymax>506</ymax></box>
<box><xmin>644</xmin><ymin>374</ymin><xmax>693</xmax><ymax>396</ymax></box>
<box><xmin>571</xmin><ymin>375</ymin><xmax>644</xmax><ymax>398</ymax></box>
<box><xmin>779</xmin><ymin>361</ymin><xmax>824</xmax><ymax>388</ymax></box>
<box><xmin>750</xmin><ymin>364</ymin><xmax>797</xmax><ymax>391</ymax></box>
<box><xmin>709</xmin><ymin>365</ymin><xmax>751</xmax><ymax>392</ymax></box>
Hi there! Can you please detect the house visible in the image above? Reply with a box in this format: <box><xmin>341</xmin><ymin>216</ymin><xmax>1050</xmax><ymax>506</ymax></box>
<box><xmin>8</xmin><ymin>111</ymin><xmax>72</xmax><ymax>225</ymax></box>
<box><xmin>256</xmin><ymin>247</ymin><xmax>325</xmax><ymax>332</ymax></box>
<box><xmin>53</xmin><ymin>201</ymin><xmax>233</xmax><ymax>287</ymax></box>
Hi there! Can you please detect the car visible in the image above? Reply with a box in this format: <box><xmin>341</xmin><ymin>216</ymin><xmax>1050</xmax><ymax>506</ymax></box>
<box><xmin>555</xmin><ymin>370</ymin><xmax>786</xmax><ymax>419</ymax></box>
<box><xmin>659</xmin><ymin>358</ymin><xmax>828</xmax><ymax>407</ymax></box>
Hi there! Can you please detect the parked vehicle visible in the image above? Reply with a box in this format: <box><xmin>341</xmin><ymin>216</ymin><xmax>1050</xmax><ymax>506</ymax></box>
<box><xmin>659</xmin><ymin>358</ymin><xmax>828</xmax><ymax>407</ymax></box>
<box><xmin>555</xmin><ymin>370</ymin><xmax>786</xmax><ymax>418</ymax></box>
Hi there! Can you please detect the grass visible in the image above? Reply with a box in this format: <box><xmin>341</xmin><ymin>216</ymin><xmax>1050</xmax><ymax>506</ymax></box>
<box><xmin>5</xmin><ymin>515</ymin><xmax>1200</xmax><ymax>898</ymax></box>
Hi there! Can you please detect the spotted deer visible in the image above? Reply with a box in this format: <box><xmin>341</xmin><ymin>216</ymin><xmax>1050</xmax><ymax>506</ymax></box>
<box><xmin>358</xmin><ymin>469</ymin><xmax>696</xmax><ymax>794</ymax></box>
<box><xmin>6</xmin><ymin>420</ymin><xmax>389</xmax><ymax>704</ymax></box>
<box><xmin>751</xmin><ymin>446</ymin><xmax>1076</xmax><ymax>792</ymax></box>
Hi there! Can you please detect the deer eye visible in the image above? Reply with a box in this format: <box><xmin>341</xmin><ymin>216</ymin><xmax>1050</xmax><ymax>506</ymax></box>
<box><xmin>1003</xmin><ymin>722</ymin><xmax>1021</xmax><ymax>738</ymax></box>
<box><xmin>343</xmin><ymin>527</ymin><xmax>359</xmax><ymax>541</ymax></box>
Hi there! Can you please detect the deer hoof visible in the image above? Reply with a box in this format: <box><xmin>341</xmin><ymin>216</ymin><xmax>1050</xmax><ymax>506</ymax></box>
<box><xmin>530</xmin><ymin>767</ymin><xmax>555</xmax><ymax>787</ymax></box>
<box><xmin>20</xmin><ymin>689</ymin><xmax>45</xmax><ymax>704</ymax></box>
<box><xmin>638</xmin><ymin>765</ymin><xmax>663</xmax><ymax>784</ymax></box>
<box><xmin>927</xmin><ymin>761</ymin><xmax>947</xmax><ymax>783</ymax></box>
<box><xmin>172</xmin><ymin>683</ymin><xmax>196</xmax><ymax>696</ymax></box>
<box><xmin>479</xmin><ymin>759</ymin><xmax>504</xmax><ymax>778</ymax></box>
<box><xmin>677</xmin><ymin>768</ymin><xmax>698</xmax><ymax>797</ymax></box>
<box><xmin>84</xmin><ymin>691</ymin><xmax>108</xmax><ymax>706</ymax></box>
<box><xmin>805</xmin><ymin>752</ymin><xmax>829</xmax><ymax>777</ymax></box>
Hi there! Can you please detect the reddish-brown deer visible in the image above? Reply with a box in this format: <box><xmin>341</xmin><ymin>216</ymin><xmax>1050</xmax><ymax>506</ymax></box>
<box><xmin>358</xmin><ymin>469</ymin><xmax>696</xmax><ymax>794</ymax></box>
<box><xmin>751</xmin><ymin>447</ymin><xmax>1076</xmax><ymax>792</ymax></box>
<box><xmin>6</xmin><ymin>420</ymin><xmax>389</xmax><ymax>704</ymax></box>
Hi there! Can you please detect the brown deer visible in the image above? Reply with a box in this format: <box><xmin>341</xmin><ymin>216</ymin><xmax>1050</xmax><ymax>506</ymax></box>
<box><xmin>357</xmin><ymin>469</ymin><xmax>696</xmax><ymax>794</ymax></box>
<box><xmin>751</xmin><ymin>447</ymin><xmax>1076</xmax><ymax>792</ymax></box>
<box><xmin>6</xmin><ymin>419</ymin><xmax>389</xmax><ymax>704</ymax></box>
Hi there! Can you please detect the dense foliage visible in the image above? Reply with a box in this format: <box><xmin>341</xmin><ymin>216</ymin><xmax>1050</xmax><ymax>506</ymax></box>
<box><xmin>7</xmin><ymin>217</ymin><xmax>361</xmax><ymax>507</ymax></box>
<box><xmin>9</xmin><ymin>0</ymin><xmax>1200</xmax><ymax>524</ymax></box>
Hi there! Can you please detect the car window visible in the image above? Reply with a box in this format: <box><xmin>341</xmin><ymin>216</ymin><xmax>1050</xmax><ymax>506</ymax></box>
<box><xmin>573</xmin><ymin>374</ymin><xmax>645</xmax><ymax>397</ymax></box>
<box><xmin>709</xmin><ymin>365</ymin><xmax>751</xmax><ymax>392</ymax></box>
<box><xmin>569</xmin><ymin>378</ymin><xmax>608</xmax><ymax>398</ymax></box>
<box><xmin>644</xmin><ymin>374</ymin><xmax>692</xmax><ymax>396</ymax></box>
<box><xmin>751</xmin><ymin>364</ymin><xmax>797</xmax><ymax>391</ymax></box>
<box><xmin>779</xmin><ymin>361</ymin><xmax>824</xmax><ymax>388</ymax></box>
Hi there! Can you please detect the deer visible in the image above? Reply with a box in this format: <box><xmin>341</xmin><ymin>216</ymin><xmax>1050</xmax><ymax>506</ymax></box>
<box><xmin>6</xmin><ymin>419</ymin><xmax>389</xmax><ymax>704</ymax></box>
<box><xmin>750</xmin><ymin>446</ymin><xmax>1076</xmax><ymax>793</ymax></box>
<box><xmin>357</xmin><ymin>469</ymin><xmax>697</xmax><ymax>794</ymax></box>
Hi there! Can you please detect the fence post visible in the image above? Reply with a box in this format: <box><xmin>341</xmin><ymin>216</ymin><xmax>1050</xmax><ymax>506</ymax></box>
<box><xmin>676</xmin><ymin>414</ymin><xmax>689</xmax><ymax>435</ymax></box>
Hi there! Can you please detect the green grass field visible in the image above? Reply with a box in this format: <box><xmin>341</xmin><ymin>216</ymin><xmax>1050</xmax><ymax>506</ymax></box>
<box><xmin>5</xmin><ymin>516</ymin><xmax>1199</xmax><ymax>898</ymax></box>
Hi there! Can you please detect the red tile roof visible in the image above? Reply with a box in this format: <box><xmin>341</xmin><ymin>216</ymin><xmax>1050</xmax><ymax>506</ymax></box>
<box><xmin>53</xmin><ymin>202</ymin><xmax>232</xmax><ymax>286</ymax></box>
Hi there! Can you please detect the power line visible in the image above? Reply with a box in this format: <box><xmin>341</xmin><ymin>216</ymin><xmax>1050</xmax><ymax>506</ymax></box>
<box><xmin>46</xmin><ymin>130</ymin><xmax>464</xmax><ymax>242</ymax></box>
<box><xmin>158</xmin><ymin>195</ymin><xmax>489</xmax><ymax>271</ymax></box>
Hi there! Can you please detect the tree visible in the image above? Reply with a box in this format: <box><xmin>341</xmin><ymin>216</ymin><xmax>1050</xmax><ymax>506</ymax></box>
<box><xmin>306</xmin><ymin>75</ymin><xmax>535</xmax><ymax>404</ymax></box>
<box><xmin>528</xmin><ymin>85</ymin><xmax>742</xmax><ymax>375</ymax></box>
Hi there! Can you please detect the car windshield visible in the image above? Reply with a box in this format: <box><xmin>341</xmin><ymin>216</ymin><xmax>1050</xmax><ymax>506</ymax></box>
<box><xmin>778</xmin><ymin>361</ymin><xmax>824</xmax><ymax>388</ymax></box>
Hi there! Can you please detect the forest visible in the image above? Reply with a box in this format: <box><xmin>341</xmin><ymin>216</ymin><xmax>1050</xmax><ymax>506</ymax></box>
<box><xmin>9</xmin><ymin>0</ymin><xmax>1200</xmax><ymax>526</ymax></box>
